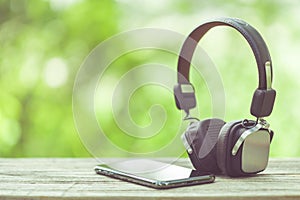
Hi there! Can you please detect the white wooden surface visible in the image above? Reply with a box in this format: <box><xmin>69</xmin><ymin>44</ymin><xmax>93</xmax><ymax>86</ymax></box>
<box><xmin>0</xmin><ymin>158</ymin><xmax>299</xmax><ymax>200</ymax></box>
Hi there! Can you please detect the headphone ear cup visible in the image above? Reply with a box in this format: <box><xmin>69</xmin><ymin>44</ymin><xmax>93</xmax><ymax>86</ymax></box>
<box><xmin>184</xmin><ymin>118</ymin><xmax>225</xmax><ymax>173</ymax></box>
<box><xmin>216</xmin><ymin>120</ymin><xmax>241</xmax><ymax>175</ymax></box>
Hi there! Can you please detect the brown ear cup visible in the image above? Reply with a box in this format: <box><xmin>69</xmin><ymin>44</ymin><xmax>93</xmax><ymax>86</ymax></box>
<box><xmin>185</xmin><ymin>118</ymin><xmax>225</xmax><ymax>173</ymax></box>
<box><xmin>216</xmin><ymin>121</ymin><xmax>241</xmax><ymax>175</ymax></box>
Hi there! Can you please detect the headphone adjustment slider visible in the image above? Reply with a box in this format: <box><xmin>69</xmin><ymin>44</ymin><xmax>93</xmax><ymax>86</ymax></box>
<box><xmin>265</xmin><ymin>61</ymin><xmax>272</xmax><ymax>89</ymax></box>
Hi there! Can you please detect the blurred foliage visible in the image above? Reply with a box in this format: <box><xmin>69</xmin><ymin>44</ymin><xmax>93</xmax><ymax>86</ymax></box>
<box><xmin>0</xmin><ymin>0</ymin><xmax>300</xmax><ymax>157</ymax></box>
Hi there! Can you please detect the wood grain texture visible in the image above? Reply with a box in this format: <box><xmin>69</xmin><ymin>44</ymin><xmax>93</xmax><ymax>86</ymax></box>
<box><xmin>0</xmin><ymin>158</ymin><xmax>299</xmax><ymax>200</ymax></box>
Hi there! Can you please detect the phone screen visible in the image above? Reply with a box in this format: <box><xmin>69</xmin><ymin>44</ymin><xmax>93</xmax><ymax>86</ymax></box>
<box><xmin>94</xmin><ymin>159</ymin><xmax>214</xmax><ymax>189</ymax></box>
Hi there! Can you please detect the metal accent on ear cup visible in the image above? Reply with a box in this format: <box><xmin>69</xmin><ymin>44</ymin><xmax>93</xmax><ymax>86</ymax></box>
<box><xmin>231</xmin><ymin>119</ymin><xmax>270</xmax><ymax>156</ymax></box>
<box><xmin>241</xmin><ymin>129</ymin><xmax>270</xmax><ymax>173</ymax></box>
<box><xmin>181</xmin><ymin>134</ymin><xmax>193</xmax><ymax>154</ymax></box>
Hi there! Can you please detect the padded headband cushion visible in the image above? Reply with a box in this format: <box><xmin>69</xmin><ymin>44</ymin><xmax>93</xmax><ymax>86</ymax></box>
<box><xmin>177</xmin><ymin>18</ymin><xmax>272</xmax><ymax>89</ymax></box>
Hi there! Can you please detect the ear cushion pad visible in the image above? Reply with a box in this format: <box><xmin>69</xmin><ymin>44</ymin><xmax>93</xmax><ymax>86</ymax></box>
<box><xmin>216</xmin><ymin>120</ymin><xmax>242</xmax><ymax>175</ymax></box>
<box><xmin>185</xmin><ymin>118</ymin><xmax>225</xmax><ymax>173</ymax></box>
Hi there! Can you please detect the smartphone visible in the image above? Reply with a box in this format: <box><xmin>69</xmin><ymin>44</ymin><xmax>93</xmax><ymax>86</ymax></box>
<box><xmin>94</xmin><ymin>159</ymin><xmax>215</xmax><ymax>189</ymax></box>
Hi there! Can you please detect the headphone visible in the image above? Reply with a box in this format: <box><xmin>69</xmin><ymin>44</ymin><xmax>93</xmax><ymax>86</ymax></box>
<box><xmin>174</xmin><ymin>18</ymin><xmax>276</xmax><ymax>177</ymax></box>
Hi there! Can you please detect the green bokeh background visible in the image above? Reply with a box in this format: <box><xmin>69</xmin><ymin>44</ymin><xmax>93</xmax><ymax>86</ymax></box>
<box><xmin>1</xmin><ymin>0</ymin><xmax>299</xmax><ymax>157</ymax></box>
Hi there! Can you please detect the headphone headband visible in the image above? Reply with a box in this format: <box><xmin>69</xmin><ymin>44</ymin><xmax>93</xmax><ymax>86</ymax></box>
<box><xmin>177</xmin><ymin>18</ymin><xmax>272</xmax><ymax>88</ymax></box>
<box><xmin>174</xmin><ymin>18</ymin><xmax>276</xmax><ymax>118</ymax></box>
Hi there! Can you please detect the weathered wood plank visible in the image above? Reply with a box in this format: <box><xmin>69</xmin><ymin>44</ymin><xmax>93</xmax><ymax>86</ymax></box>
<box><xmin>0</xmin><ymin>158</ymin><xmax>299</xmax><ymax>200</ymax></box>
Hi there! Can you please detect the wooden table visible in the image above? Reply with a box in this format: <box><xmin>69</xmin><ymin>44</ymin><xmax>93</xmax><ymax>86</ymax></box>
<box><xmin>0</xmin><ymin>158</ymin><xmax>299</xmax><ymax>200</ymax></box>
